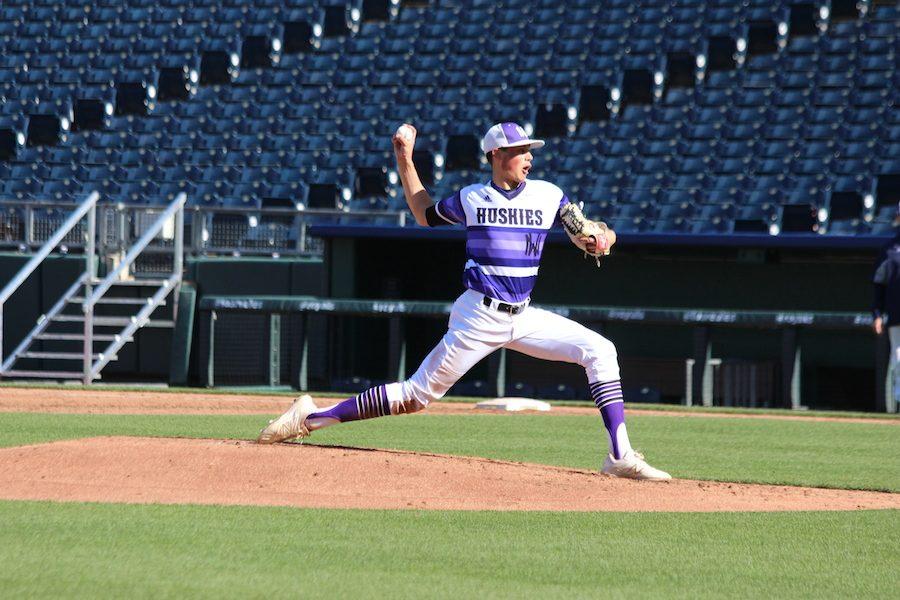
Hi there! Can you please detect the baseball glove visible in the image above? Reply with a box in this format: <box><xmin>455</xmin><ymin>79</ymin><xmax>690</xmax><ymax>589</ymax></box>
<box><xmin>558</xmin><ymin>202</ymin><xmax>614</xmax><ymax>266</ymax></box>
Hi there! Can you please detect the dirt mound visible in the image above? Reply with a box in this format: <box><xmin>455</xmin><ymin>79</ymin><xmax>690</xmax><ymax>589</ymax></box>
<box><xmin>0</xmin><ymin>437</ymin><xmax>896</xmax><ymax>512</ymax></box>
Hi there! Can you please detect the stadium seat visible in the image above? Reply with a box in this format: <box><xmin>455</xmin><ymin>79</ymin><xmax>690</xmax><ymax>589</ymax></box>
<box><xmin>0</xmin><ymin>0</ymin><xmax>891</xmax><ymax>243</ymax></box>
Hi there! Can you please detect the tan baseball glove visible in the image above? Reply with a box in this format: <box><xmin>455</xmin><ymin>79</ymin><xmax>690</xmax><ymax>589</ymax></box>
<box><xmin>558</xmin><ymin>202</ymin><xmax>616</xmax><ymax>266</ymax></box>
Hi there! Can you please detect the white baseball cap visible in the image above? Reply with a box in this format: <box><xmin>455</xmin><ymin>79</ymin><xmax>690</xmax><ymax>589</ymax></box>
<box><xmin>481</xmin><ymin>122</ymin><xmax>545</xmax><ymax>153</ymax></box>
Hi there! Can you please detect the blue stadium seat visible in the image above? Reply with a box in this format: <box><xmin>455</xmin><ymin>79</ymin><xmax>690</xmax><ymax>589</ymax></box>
<box><xmin>0</xmin><ymin>0</ymin><xmax>891</xmax><ymax>238</ymax></box>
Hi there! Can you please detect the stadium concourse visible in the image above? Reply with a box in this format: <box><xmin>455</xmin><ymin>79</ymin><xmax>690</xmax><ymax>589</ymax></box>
<box><xmin>0</xmin><ymin>0</ymin><xmax>897</xmax><ymax>243</ymax></box>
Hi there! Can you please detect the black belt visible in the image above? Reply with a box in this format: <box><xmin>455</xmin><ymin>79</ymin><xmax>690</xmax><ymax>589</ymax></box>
<box><xmin>482</xmin><ymin>295</ymin><xmax>527</xmax><ymax>315</ymax></box>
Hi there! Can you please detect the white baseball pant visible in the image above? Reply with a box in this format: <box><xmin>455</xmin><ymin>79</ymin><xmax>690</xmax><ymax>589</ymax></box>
<box><xmin>382</xmin><ymin>289</ymin><xmax>619</xmax><ymax>412</ymax></box>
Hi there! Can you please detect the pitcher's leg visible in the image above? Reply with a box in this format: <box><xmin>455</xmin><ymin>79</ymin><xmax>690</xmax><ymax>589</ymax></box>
<box><xmin>259</xmin><ymin>292</ymin><xmax>508</xmax><ymax>443</ymax></box>
<box><xmin>590</xmin><ymin>380</ymin><xmax>632</xmax><ymax>459</ymax></box>
<box><xmin>507</xmin><ymin>308</ymin><xmax>670</xmax><ymax>479</ymax></box>
<box><xmin>507</xmin><ymin>308</ymin><xmax>630</xmax><ymax>457</ymax></box>
<box><xmin>304</xmin><ymin>384</ymin><xmax>392</xmax><ymax>431</ymax></box>
<box><xmin>302</xmin><ymin>328</ymin><xmax>499</xmax><ymax>432</ymax></box>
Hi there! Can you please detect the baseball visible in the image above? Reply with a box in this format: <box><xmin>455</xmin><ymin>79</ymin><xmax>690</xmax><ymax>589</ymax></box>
<box><xmin>396</xmin><ymin>124</ymin><xmax>413</xmax><ymax>141</ymax></box>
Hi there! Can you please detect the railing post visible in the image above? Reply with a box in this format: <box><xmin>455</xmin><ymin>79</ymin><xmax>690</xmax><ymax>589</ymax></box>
<box><xmin>298</xmin><ymin>313</ymin><xmax>308</xmax><ymax>391</ymax></box>
<box><xmin>172</xmin><ymin>204</ymin><xmax>185</xmax><ymax>320</ymax></box>
<box><xmin>83</xmin><ymin>203</ymin><xmax>96</xmax><ymax>385</ymax></box>
<box><xmin>24</xmin><ymin>205</ymin><xmax>34</xmax><ymax>246</ymax></box>
<box><xmin>202</xmin><ymin>210</ymin><xmax>211</xmax><ymax>253</ymax></box>
<box><xmin>781</xmin><ymin>327</ymin><xmax>801</xmax><ymax>409</ymax></box>
<box><xmin>174</xmin><ymin>204</ymin><xmax>184</xmax><ymax>280</ymax></box>
<box><xmin>692</xmin><ymin>326</ymin><xmax>711</xmax><ymax>406</ymax></box>
<box><xmin>206</xmin><ymin>310</ymin><xmax>217</xmax><ymax>387</ymax></box>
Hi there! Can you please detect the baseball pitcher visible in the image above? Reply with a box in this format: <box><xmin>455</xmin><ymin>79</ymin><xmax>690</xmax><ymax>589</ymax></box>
<box><xmin>258</xmin><ymin>122</ymin><xmax>670</xmax><ymax>480</ymax></box>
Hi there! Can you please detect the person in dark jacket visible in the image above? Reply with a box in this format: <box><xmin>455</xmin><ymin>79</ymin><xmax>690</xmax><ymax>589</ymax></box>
<box><xmin>872</xmin><ymin>207</ymin><xmax>900</xmax><ymax>413</ymax></box>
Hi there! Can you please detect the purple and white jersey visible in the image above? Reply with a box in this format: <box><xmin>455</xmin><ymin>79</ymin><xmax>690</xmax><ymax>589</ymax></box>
<box><xmin>433</xmin><ymin>179</ymin><xmax>569</xmax><ymax>303</ymax></box>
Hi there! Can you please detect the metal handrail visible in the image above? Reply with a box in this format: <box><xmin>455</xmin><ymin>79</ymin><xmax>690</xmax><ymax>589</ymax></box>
<box><xmin>3</xmin><ymin>199</ymin><xmax>406</xmax><ymax>217</ymax></box>
<box><xmin>0</xmin><ymin>273</ymin><xmax>88</xmax><ymax>373</ymax></box>
<box><xmin>89</xmin><ymin>271</ymin><xmax>181</xmax><ymax>381</ymax></box>
<box><xmin>0</xmin><ymin>191</ymin><xmax>99</xmax><ymax>370</ymax></box>
<box><xmin>0</xmin><ymin>192</ymin><xmax>99</xmax><ymax>305</ymax></box>
<box><xmin>0</xmin><ymin>201</ymin><xmax>408</xmax><ymax>259</ymax></box>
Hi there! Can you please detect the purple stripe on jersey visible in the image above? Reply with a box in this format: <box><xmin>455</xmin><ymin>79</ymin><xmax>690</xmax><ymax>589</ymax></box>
<box><xmin>490</xmin><ymin>180</ymin><xmax>527</xmax><ymax>199</ymax></box>
<box><xmin>468</xmin><ymin>256</ymin><xmax>541</xmax><ymax>267</ymax></box>
<box><xmin>464</xmin><ymin>272</ymin><xmax>537</xmax><ymax>304</ymax></box>
<box><xmin>467</xmin><ymin>238</ymin><xmax>526</xmax><ymax>250</ymax></box>
<box><xmin>468</xmin><ymin>225</ymin><xmax>548</xmax><ymax>234</ymax></box>
<box><xmin>501</xmin><ymin>122</ymin><xmax>526</xmax><ymax>143</ymax></box>
<box><xmin>437</xmin><ymin>191</ymin><xmax>464</xmax><ymax>223</ymax></box>
<box><xmin>467</xmin><ymin>247</ymin><xmax>542</xmax><ymax>262</ymax></box>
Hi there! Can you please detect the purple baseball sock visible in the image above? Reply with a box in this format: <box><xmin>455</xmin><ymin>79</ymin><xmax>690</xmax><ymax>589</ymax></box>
<box><xmin>306</xmin><ymin>385</ymin><xmax>390</xmax><ymax>431</ymax></box>
<box><xmin>589</xmin><ymin>379</ymin><xmax>633</xmax><ymax>460</ymax></box>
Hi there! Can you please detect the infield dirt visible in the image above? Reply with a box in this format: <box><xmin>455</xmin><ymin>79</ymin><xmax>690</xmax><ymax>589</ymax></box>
<box><xmin>1</xmin><ymin>387</ymin><xmax>898</xmax><ymax>512</ymax></box>
<box><xmin>0</xmin><ymin>436</ymin><xmax>898</xmax><ymax>512</ymax></box>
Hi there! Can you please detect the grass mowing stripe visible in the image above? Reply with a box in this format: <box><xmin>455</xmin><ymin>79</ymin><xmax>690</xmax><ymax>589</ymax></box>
<box><xmin>0</xmin><ymin>501</ymin><xmax>897</xmax><ymax>599</ymax></box>
<box><xmin>0</xmin><ymin>412</ymin><xmax>898</xmax><ymax>492</ymax></box>
<box><xmin>3</xmin><ymin>382</ymin><xmax>899</xmax><ymax>420</ymax></box>
<box><xmin>0</xmin><ymin>413</ymin><xmax>258</xmax><ymax>449</ymax></box>
<box><xmin>310</xmin><ymin>414</ymin><xmax>900</xmax><ymax>492</ymax></box>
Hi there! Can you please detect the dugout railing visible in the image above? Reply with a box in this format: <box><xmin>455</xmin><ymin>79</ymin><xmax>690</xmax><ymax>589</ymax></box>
<box><xmin>196</xmin><ymin>295</ymin><xmax>886</xmax><ymax>411</ymax></box>
<box><xmin>0</xmin><ymin>201</ymin><xmax>408</xmax><ymax>260</ymax></box>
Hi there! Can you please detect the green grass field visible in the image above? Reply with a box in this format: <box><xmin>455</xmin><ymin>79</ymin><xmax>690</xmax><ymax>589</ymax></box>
<box><xmin>1</xmin><ymin>502</ymin><xmax>896</xmax><ymax>599</ymax></box>
<box><xmin>0</xmin><ymin>406</ymin><xmax>898</xmax><ymax>598</ymax></box>
<box><xmin>3</xmin><ymin>411</ymin><xmax>898</xmax><ymax>491</ymax></box>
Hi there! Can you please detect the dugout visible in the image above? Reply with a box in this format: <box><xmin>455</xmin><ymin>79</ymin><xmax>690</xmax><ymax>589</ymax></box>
<box><xmin>292</xmin><ymin>226</ymin><xmax>885</xmax><ymax>411</ymax></box>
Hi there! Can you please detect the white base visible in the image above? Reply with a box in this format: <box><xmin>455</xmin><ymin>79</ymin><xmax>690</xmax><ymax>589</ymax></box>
<box><xmin>475</xmin><ymin>397</ymin><xmax>552</xmax><ymax>412</ymax></box>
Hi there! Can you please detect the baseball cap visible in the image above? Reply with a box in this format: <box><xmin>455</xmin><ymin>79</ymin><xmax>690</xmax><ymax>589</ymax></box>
<box><xmin>481</xmin><ymin>122</ymin><xmax>545</xmax><ymax>153</ymax></box>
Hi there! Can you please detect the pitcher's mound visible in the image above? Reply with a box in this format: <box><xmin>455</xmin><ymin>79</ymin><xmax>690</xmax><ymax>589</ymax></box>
<box><xmin>0</xmin><ymin>437</ymin><xmax>897</xmax><ymax>512</ymax></box>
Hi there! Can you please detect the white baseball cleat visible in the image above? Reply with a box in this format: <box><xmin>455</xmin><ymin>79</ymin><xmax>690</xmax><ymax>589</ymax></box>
<box><xmin>601</xmin><ymin>449</ymin><xmax>672</xmax><ymax>481</ymax></box>
<box><xmin>257</xmin><ymin>394</ymin><xmax>316</xmax><ymax>444</ymax></box>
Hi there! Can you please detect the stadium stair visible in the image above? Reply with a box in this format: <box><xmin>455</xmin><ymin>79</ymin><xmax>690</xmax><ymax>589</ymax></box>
<box><xmin>0</xmin><ymin>192</ymin><xmax>185</xmax><ymax>383</ymax></box>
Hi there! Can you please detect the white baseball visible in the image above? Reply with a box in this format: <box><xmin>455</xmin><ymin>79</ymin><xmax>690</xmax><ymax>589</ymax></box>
<box><xmin>396</xmin><ymin>124</ymin><xmax>413</xmax><ymax>141</ymax></box>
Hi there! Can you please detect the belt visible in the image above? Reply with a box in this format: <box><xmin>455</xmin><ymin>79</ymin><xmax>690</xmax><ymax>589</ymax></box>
<box><xmin>482</xmin><ymin>295</ymin><xmax>529</xmax><ymax>315</ymax></box>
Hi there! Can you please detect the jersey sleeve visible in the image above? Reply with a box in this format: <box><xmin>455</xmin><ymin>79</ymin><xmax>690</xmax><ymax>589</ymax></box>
<box><xmin>552</xmin><ymin>192</ymin><xmax>571</xmax><ymax>228</ymax></box>
<box><xmin>432</xmin><ymin>191</ymin><xmax>465</xmax><ymax>225</ymax></box>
